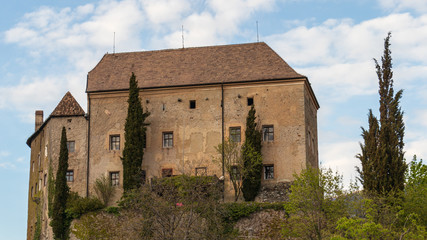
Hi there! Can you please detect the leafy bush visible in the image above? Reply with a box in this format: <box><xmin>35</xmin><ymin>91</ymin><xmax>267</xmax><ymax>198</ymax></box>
<box><xmin>66</xmin><ymin>192</ymin><xmax>104</xmax><ymax>219</ymax></box>
<box><xmin>93</xmin><ymin>175</ymin><xmax>115</xmax><ymax>206</ymax></box>
<box><xmin>105</xmin><ymin>206</ymin><xmax>119</xmax><ymax>215</ymax></box>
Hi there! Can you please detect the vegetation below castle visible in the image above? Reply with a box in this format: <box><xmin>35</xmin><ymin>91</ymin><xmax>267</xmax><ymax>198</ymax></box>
<box><xmin>66</xmin><ymin>161</ymin><xmax>426</xmax><ymax>240</ymax></box>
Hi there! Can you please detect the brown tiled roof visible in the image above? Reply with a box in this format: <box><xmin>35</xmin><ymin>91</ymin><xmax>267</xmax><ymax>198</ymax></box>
<box><xmin>87</xmin><ymin>42</ymin><xmax>304</xmax><ymax>92</ymax></box>
<box><xmin>26</xmin><ymin>92</ymin><xmax>85</xmax><ymax>146</ymax></box>
<box><xmin>51</xmin><ymin>91</ymin><xmax>85</xmax><ymax>116</ymax></box>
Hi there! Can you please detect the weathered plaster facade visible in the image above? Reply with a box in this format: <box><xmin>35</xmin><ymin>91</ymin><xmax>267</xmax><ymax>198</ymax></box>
<box><xmin>26</xmin><ymin>42</ymin><xmax>319</xmax><ymax>239</ymax></box>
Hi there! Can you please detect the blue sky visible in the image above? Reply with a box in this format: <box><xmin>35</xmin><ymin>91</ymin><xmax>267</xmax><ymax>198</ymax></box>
<box><xmin>1</xmin><ymin>0</ymin><xmax>427</xmax><ymax>239</ymax></box>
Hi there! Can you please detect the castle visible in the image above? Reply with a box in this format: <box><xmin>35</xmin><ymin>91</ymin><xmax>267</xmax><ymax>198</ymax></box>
<box><xmin>26</xmin><ymin>42</ymin><xmax>319</xmax><ymax>239</ymax></box>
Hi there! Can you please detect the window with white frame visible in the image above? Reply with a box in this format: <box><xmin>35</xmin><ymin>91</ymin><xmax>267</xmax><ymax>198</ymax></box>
<box><xmin>264</xmin><ymin>165</ymin><xmax>274</xmax><ymax>180</ymax></box>
<box><xmin>110</xmin><ymin>172</ymin><xmax>119</xmax><ymax>186</ymax></box>
<box><xmin>262</xmin><ymin>125</ymin><xmax>274</xmax><ymax>142</ymax></box>
<box><xmin>110</xmin><ymin>135</ymin><xmax>120</xmax><ymax>150</ymax></box>
<box><xmin>163</xmin><ymin>132</ymin><xmax>173</xmax><ymax>148</ymax></box>
<box><xmin>230</xmin><ymin>127</ymin><xmax>241</xmax><ymax>143</ymax></box>
<box><xmin>66</xmin><ymin>170</ymin><xmax>74</xmax><ymax>182</ymax></box>
<box><xmin>67</xmin><ymin>141</ymin><xmax>75</xmax><ymax>152</ymax></box>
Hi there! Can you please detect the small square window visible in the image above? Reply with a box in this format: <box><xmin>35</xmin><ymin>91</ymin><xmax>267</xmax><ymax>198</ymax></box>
<box><xmin>195</xmin><ymin>167</ymin><xmax>207</xmax><ymax>176</ymax></box>
<box><xmin>67</xmin><ymin>141</ymin><xmax>75</xmax><ymax>153</ymax></box>
<box><xmin>163</xmin><ymin>132</ymin><xmax>173</xmax><ymax>148</ymax></box>
<box><xmin>110</xmin><ymin>135</ymin><xmax>120</xmax><ymax>150</ymax></box>
<box><xmin>230</xmin><ymin>127</ymin><xmax>241</xmax><ymax>143</ymax></box>
<box><xmin>66</xmin><ymin>170</ymin><xmax>74</xmax><ymax>182</ymax></box>
<box><xmin>162</xmin><ymin>168</ymin><xmax>173</xmax><ymax>178</ymax></box>
<box><xmin>262</xmin><ymin>126</ymin><xmax>274</xmax><ymax>142</ymax></box>
<box><xmin>264</xmin><ymin>165</ymin><xmax>274</xmax><ymax>180</ymax></box>
<box><xmin>110</xmin><ymin>172</ymin><xmax>119</xmax><ymax>186</ymax></box>
<box><xmin>189</xmin><ymin>100</ymin><xmax>196</xmax><ymax>109</ymax></box>
<box><xmin>247</xmin><ymin>97</ymin><xmax>254</xmax><ymax>106</ymax></box>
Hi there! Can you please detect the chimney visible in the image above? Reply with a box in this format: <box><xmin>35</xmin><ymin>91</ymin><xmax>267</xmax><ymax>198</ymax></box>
<box><xmin>35</xmin><ymin>110</ymin><xmax>43</xmax><ymax>131</ymax></box>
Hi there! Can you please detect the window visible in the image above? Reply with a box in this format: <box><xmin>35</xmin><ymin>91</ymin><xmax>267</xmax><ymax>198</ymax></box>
<box><xmin>39</xmin><ymin>179</ymin><xmax>42</xmax><ymax>191</ymax></box>
<box><xmin>44</xmin><ymin>174</ymin><xmax>47</xmax><ymax>187</ymax></box>
<box><xmin>110</xmin><ymin>135</ymin><xmax>120</xmax><ymax>150</ymax></box>
<box><xmin>110</xmin><ymin>172</ymin><xmax>119</xmax><ymax>186</ymax></box>
<box><xmin>189</xmin><ymin>100</ymin><xmax>196</xmax><ymax>109</ymax></box>
<box><xmin>67</xmin><ymin>141</ymin><xmax>75</xmax><ymax>153</ymax></box>
<box><xmin>230</xmin><ymin>127</ymin><xmax>241</xmax><ymax>143</ymax></box>
<box><xmin>231</xmin><ymin>166</ymin><xmax>241</xmax><ymax>180</ymax></box>
<box><xmin>262</xmin><ymin>125</ymin><xmax>274</xmax><ymax>142</ymax></box>
<box><xmin>31</xmin><ymin>187</ymin><xmax>34</xmax><ymax>198</ymax></box>
<box><xmin>162</xmin><ymin>168</ymin><xmax>173</xmax><ymax>178</ymax></box>
<box><xmin>66</xmin><ymin>170</ymin><xmax>74</xmax><ymax>182</ymax></box>
<box><xmin>195</xmin><ymin>167</ymin><xmax>207</xmax><ymax>176</ymax></box>
<box><xmin>163</xmin><ymin>132</ymin><xmax>173</xmax><ymax>148</ymax></box>
<box><xmin>247</xmin><ymin>97</ymin><xmax>254</xmax><ymax>106</ymax></box>
<box><xmin>264</xmin><ymin>165</ymin><xmax>274</xmax><ymax>180</ymax></box>
<box><xmin>35</xmin><ymin>183</ymin><xmax>38</xmax><ymax>193</ymax></box>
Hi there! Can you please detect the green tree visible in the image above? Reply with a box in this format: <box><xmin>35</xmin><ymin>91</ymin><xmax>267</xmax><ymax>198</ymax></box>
<box><xmin>122</xmin><ymin>72</ymin><xmax>149</xmax><ymax>192</ymax></box>
<box><xmin>51</xmin><ymin>127</ymin><xmax>70</xmax><ymax>240</ymax></box>
<box><xmin>283</xmin><ymin>167</ymin><xmax>346</xmax><ymax>240</ymax></box>
<box><xmin>404</xmin><ymin>155</ymin><xmax>427</xmax><ymax>226</ymax></box>
<box><xmin>214</xmin><ymin>138</ymin><xmax>244</xmax><ymax>201</ymax></box>
<box><xmin>241</xmin><ymin>105</ymin><xmax>263</xmax><ymax>201</ymax></box>
<box><xmin>357</xmin><ymin>32</ymin><xmax>406</xmax><ymax>195</ymax></box>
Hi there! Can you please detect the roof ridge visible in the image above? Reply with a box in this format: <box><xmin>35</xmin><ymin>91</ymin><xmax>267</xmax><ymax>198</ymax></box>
<box><xmin>103</xmin><ymin>42</ymin><xmax>266</xmax><ymax>56</ymax></box>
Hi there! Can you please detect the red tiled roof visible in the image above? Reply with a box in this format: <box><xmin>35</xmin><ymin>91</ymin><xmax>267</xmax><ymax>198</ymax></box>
<box><xmin>87</xmin><ymin>42</ymin><xmax>304</xmax><ymax>92</ymax></box>
<box><xmin>51</xmin><ymin>91</ymin><xmax>85</xmax><ymax>116</ymax></box>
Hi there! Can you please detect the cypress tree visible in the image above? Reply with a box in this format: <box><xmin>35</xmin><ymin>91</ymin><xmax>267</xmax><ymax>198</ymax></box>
<box><xmin>122</xmin><ymin>72</ymin><xmax>149</xmax><ymax>192</ymax></box>
<box><xmin>357</xmin><ymin>32</ymin><xmax>406</xmax><ymax>195</ymax></box>
<box><xmin>242</xmin><ymin>105</ymin><xmax>263</xmax><ymax>201</ymax></box>
<box><xmin>51</xmin><ymin>127</ymin><xmax>70</xmax><ymax>240</ymax></box>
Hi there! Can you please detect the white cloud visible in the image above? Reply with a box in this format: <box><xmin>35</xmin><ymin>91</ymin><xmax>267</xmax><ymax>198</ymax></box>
<box><xmin>378</xmin><ymin>0</ymin><xmax>427</xmax><ymax>13</ymax></box>
<box><xmin>265</xmin><ymin>13</ymin><xmax>427</xmax><ymax>102</ymax></box>
<box><xmin>0</xmin><ymin>162</ymin><xmax>16</xmax><ymax>169</ymax></box>
<box><xmin>406</xmin><ymin>138</ymin><xmax>427</xmax><ymax>160</ymax></box>
<box><xmin>320</xmin><ymin>140</ymin><xmax>361</xmax><ymax>187</ymax></box>
<box><xmin>2</xmin><ymin>0</ymin><xmax>279</xmax><ymax>114</ymax></box>
<box><xmin>141</xmin><ymin>0</ymin><xmax>191</xmax><ymax>25</ymax></box>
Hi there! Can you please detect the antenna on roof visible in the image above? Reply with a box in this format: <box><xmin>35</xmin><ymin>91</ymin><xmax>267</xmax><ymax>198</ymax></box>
<box><xmin>182</xmin><ymin>25</ymin><xmax>185</xmax><ymax>48</ymax></box>
<box><xmin>256</xmin><ymin>21</ymin><xmax>259</xmax><ymax>42</ymax></box>
<box><xmin>113</xmin><ymin>32</ymin><xmax>116</xmax><ymax>54</ymax></box>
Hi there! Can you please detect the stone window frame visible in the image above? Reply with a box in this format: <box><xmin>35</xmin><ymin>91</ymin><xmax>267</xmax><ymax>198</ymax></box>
<box><xmin>229</xmin><ymin>127</ymin><xmax>241</xmax><ymax>143</ymax></box>
<box><xmin>264</xmin><ymin>164</ymin><xmax>274</xmax><ymax>180</ymax></box>
<box><xmin>195</xmin><ymin>167</ymin><xmax>207</xmax><ymax>176</ymax></box>
<box><xmin>262</xmin><ymin>125</ymin><xmax>274</xmax><ymax>142</ymax></box>
<box><xmin>163</xmin><ymin>132</ymin><xmax>173</xmax><ymax>148</ymax></box>
<box><xmin>110</xmin><ymin>171</ymin><xmax>120</xmax><ymax>186</ymax></box>
<box><xmin>67</xmin><ymin>141</ymin><xmax>75</xmax><ymax>153</ymax></box>
<box><xmin>66</xmin><ymin>170</ymin><xmax>74</xmax><ymax>182</ymax></box>
<box><xmin>110</xmin><ymin>135</ymin><xmax>120</xmax><ymax>150</ymax></box>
